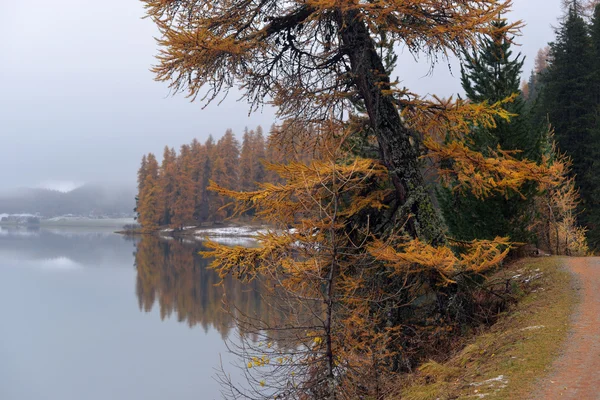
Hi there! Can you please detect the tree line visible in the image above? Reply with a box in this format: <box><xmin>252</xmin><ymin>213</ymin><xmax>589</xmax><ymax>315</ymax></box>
<box><xmin>135</xmin><ymin>125</ymin><xmax>313</xmax><ymax>231</ymax></box>
<box><xmin>135</xmin><ymin>235</ymin><xmax>289</xmax><ymax>341</ymax></box>
<box><xmin>523</xmin><ymin>2</ymin><xmax>600</xmax><ymax>248</ymax></box>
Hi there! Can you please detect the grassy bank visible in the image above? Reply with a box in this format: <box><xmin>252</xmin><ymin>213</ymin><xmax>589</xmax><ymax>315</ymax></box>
<box><xmin>395</xmin><ymin>257</ymin><xmax>577</xmax><ymax>400</ymax></box>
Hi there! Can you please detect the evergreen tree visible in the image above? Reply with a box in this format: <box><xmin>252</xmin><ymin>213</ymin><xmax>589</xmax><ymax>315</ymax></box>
<box><xmin>591</xmin><ymin>4</ymin><xmax>600</xmax><ymax>103</ymax></box>
<box><xmin>542</xmin><ymin>5</ymin><xmax>600</xmax><ymax>247</ymax></box>
<box><xmin>440</xmin><ymin>19</ymin><xmax>539</xmax><ymax>242</ymax></box>
<box><xmin>523</xmin><ymin>47</ymin><xmax>551</xmax><ymax>136</ymax></box>
<box><xmin>460</xmin><ymin>19</ymin><xmax>537</xmax><ymax>158</ymax></box>
<box><xmin>135</xmin><ymin>155</ymin><xmax>148</xmax><ymax>220</ymax></box>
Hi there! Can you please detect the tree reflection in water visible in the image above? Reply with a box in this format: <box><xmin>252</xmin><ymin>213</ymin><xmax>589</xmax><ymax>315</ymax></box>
<box><xmin>134</xmin><ymin>235</ymin><xmax>284</xmax><ymax>341</ymax></box>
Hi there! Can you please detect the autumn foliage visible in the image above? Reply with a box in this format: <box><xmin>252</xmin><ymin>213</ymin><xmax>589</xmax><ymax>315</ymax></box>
<box><xmin>139</xmin><ymin>0</ymin><xmax>588</xmax><ymax>397</ymax></box>
<box><xmin>529</xmin><ymin>131</ymin><xmax>589</xmax><ymax>256</ymax></box>
<box><xmin>136</xmin><ymin>126</ymin><xmax>288</xmax><ymax>230</ymax></box>
<box><xmin>200</xmin><ymin>120</ymin><xmax>563</xmax><ymax>397</ymax></box>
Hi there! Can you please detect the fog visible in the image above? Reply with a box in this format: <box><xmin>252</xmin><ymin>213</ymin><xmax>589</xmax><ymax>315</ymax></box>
<box><xmin>0</xmin><ymin>0</ymin><xmax>563</xmax><ymax>191</ymax></box>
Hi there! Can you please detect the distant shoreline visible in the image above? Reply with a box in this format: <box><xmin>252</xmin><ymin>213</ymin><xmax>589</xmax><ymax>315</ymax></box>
<box><xmin>0</xmin><ymin>217</ymin><xmax>136</xmax><ymax>229</ymax></box>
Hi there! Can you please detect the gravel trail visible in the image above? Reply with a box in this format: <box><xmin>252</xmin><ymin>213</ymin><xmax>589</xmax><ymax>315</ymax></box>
<box><xmin>534</xmin><ymin>257</ymin><xmax>600</xmax><ymax>399</ymax></box>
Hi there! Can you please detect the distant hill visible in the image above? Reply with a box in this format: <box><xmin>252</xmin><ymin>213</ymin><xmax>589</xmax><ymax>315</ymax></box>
<box><xmin>0</xmin><ymin>184</ymin><xmax>136</xmax><ymax>218</ymax></box>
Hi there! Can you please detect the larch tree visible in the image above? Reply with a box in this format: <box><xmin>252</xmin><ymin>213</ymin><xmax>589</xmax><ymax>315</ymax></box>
<box><xmin>171</xmin><ymin>144</ymin><xmax>196</xmax><ymax>229</ymax></box>
<box><xmin>142</xmin><ymin>0</ymin><xmax>566</xmax><ymax>396</ymax></box>
<box><xmin>138</xmin><ymin>153</ymin><xmax>162</xmax><ymax>231</ymax></box>
<box><xmin>203</xmin><ymin>130</ymin><xmax>555</xmax><ymax>398</ymax></box>
<box><xmin>530</xmin><ymin>131</ymin><xmax>589</xmax><ymax>255</ymax></box>
<box><xmin>159</xmin><ymin>146</ymin><xmax>178</xmax><ymax>226</ymax></box>
<box><xmin>264</xmin><ymin>125</ymin><xmax>286</xmax><ymax>184</ymax></box>
<box><xmin>200</xmin><ymin>135</ymin><xmax>216</xmax><ymax>222</ymax></box>
<box><xmin>239</xmin><ymin>126</ymin><xmax>267</xmax><ymax>215</ymax></box>
<box><xmin>189</xmin><ymin>138</ymin><xmax>208</xmax><ymax>221</ymax></box>
<box><xmin>142</xmin><ymin>0</ymin><xmax>530</xmax><ymax>244</ymax></box>
<box><xmin>210</xmin><ymin>130</ymin><xmax>240</xmax><ymax>220</ymax></box>
<box><xmin>239</xmin><ymin>128</ymin><xmax>256</xmax><ymax>192</ymax></box>
<box><xmin>251</xmin><ymin>126</ymin><xmax>267</xmax><ymax>185</ymax></box>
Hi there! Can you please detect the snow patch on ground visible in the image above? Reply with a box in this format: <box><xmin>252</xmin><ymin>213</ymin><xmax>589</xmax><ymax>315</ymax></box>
<box><xmin>522</xmin><ymin>325</ymin><xmax>546</xmax><ymax>331</ymax></box>
<box><xmin>195</xmin><ymin>226</ymin><xmax>270</xmax><ymax>237</ymax></box>
<box><xmin>468</xmin><ymin>375</ymin><xmax>508</xmax><ymax>399</ymax></box>
<box><xmin>470</xmin><ymin>375</ymin><xmax>508</xmax><ymax>389</ymax></box>
<box><xmin>204</xmin><ymin>236</ymin><xmax>259</xmax><ymax>247</ymax></box>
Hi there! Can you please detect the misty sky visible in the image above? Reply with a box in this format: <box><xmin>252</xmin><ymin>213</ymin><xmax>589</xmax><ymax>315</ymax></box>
<box><xmin>0</xmin><ymin>1</ymin><xmax>563</xmax><ymax>190</ymax></box>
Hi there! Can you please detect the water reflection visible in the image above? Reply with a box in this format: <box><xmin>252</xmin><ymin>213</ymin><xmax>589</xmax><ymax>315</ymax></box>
<box><xmin>0</xmin><ymin>226</ymin><xmax>136</xmax><ymax>268</ymax></box>
<box><xmin>134</xmin><ymin>235</ymin><xmax>280</xmax><ymax>340</ymax></box>
<box><xmin>0</xmin><ymin>228</ymin><xmax>252</xmax><ymax>400</ymax></box>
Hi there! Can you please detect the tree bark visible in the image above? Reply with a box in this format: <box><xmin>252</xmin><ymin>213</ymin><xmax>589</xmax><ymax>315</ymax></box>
<box><xmin>336</xmin><ymin>11</ymin><xmax>445</xmax><ymax>245</ymax></box>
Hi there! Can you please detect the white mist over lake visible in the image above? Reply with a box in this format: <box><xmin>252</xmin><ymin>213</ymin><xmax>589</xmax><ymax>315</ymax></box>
<box><xmin>36</xmin><ymin>181</ymin><xmax>84</xmax><ymax>193</ymax></box>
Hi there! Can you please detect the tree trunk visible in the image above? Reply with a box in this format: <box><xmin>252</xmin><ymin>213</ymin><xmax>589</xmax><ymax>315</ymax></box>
<box><xmin>336</xmin><ymin>11</ymin><xmax>445</xmax><ymax>245</ymax></box>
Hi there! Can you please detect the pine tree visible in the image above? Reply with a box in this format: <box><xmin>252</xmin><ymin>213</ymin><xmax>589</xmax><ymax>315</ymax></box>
<box><xmin>440</xmin><ymin>19</ymin><xmax>539</xmax><ymax>242</ymax></box>
<box><xmin>460</xmin><ymin>19</ymin><xmax>536</xmax><ymax>157</ymax></box>
<box><xmin>523</xmin><ymin>47</ymin><xmax>551</xmax><ymax>134</ymax></box>
<box><xmin>591</xmin><ymin>4</ymin><xmax>600</xmax><ymax>103</ymax></box>
<box><xmin>542</xmin><ymin>5</ymin><xmax>600</xmax><ymax>247</ymax></box>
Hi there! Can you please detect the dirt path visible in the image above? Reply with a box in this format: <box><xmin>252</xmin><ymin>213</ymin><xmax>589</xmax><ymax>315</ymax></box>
<box><xmin>534</xmin><ymin>257</ymin><xmax>600</xmax><ymax>399</ymax></box>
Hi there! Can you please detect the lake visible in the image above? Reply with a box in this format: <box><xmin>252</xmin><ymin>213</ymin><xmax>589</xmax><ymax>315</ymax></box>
<box><xmin>0</xmin><ymin>227</ymin><xmax>263</xmax><ymax>400</ymax></box>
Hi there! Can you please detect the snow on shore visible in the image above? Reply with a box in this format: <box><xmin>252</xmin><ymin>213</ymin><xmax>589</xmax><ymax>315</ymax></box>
<box><xmin>194</xmin><ymin>226</ymin><xmax>270</xmax><ymax>238</ymax></box>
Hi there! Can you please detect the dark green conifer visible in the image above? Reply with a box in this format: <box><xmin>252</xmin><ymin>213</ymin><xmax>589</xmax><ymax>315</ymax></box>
<box><xmin>439</xmin><ymin>19</ymin><xmax>539</xmax><ymax>242</ymax></box>
<box><xmin>590</xmin><ymin>4</ymin><xmax>600</xmax><ymax>104</ymax></box>
<box><xmin>542</xmin><ymin>5</ymin><xmax>600</xmax><ymax>248</ymax></box>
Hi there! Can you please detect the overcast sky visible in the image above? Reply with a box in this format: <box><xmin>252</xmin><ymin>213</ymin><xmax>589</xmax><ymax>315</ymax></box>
<box><xmin>0</xmin><ymin>0</ymin><xmax>563</xmax><ymax>191</ymax></box>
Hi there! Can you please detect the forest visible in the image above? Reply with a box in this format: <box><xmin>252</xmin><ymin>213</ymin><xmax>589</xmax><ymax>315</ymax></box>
<box><xmin>135</xmin><ymin>124</ymin><xmax>314</xmax><ymax>230</ymax></box>
<box><xmin>135</xmin><ymin>0</ymin><xmax>600</xmax><ymax>398</ymax></box>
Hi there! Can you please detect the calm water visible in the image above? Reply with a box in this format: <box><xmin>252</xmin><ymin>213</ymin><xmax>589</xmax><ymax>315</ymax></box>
<box><xmin>0</xmin><ymin>227</ymin><xmax>261</xmax><ymax>400</ymax></box>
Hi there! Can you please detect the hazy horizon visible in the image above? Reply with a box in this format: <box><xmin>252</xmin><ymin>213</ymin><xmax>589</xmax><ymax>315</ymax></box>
<box><xmin>1</xmin><ymin>0</ymin><xmax>563</xmax><ymax>191</ymax></box>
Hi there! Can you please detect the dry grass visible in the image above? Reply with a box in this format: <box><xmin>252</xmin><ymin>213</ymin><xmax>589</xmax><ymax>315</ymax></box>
<box><xmin>391</xmin><ymin>257</ymin><xmax>577</xmax><ymax>400</ymax></box>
